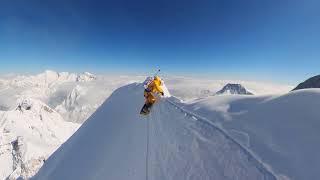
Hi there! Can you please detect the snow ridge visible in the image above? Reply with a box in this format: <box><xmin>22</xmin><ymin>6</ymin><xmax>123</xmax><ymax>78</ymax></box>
<box><xmin>33</xmin><ymin>83</ymin><xmax>279</xmax><ymax>180</ymax></box>
<box><xmin>165</xmin><ymin>98</ymin><xmax>278</xmax><ymax>179</ymax></box>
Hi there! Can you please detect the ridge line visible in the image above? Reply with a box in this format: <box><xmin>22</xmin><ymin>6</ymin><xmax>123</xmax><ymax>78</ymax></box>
<box><xmin>164</xmin><ymin>98</ymin><xmax>279</xmax><ymax>180</ymax></box>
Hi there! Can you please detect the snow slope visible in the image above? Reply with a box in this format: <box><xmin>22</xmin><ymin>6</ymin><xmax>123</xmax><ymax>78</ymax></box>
<box><xmin>0</xmin><ymin>98</ymin><xmax>79</xmax><ymax>179</ymax></box>
<box><xmin>183</xmin><ymin>89</ymin><xmax>320</xmax><ymax>180</ymax></box>
<box><xmin>33</xmin><ymin>83</ymin><xmax>277</xmax><ymax>180</ymax></box>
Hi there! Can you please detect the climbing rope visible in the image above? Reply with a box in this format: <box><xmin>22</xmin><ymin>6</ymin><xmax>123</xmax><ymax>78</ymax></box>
<box><xmin>146</xmin><ymin>114</ymin><xmax>150</xmax><ymax>180</ymax></box>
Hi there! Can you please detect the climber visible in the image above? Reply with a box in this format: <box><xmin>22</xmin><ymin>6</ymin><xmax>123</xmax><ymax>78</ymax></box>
<box><xmin>140</xmin><ymin>76</ymin><xmax>164</xmax><ymax>115</ymax></box>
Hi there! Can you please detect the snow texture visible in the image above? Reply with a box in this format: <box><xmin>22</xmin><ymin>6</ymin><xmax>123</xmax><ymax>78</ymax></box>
<box><xmin>0</xmin><ymin>71</ymin><xmax>295</xmax><ymax>179</ymax></box>
<box><xmin>183</xmin><ymin>89</ymin><xmax>320</xmax><ymax>180</ymax></box>
<box><xmin>33</xmin><ymin>83</ymin><xmax>277</xmax><ymax>180</ymax></box>
<box><xmin>0</xmin><ymin>98</ymin><xmax>79</xmax><ymax>179</ymax></box>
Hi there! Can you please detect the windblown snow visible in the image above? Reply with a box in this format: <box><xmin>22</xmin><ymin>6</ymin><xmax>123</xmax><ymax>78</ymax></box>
<box><xmin>33</xmin><ymin>83</ymin><xmax>278</xmax><ymax>180</ymax></box>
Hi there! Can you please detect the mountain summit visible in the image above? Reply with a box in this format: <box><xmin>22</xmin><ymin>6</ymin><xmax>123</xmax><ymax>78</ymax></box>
<box><xmin>215</xmin><ymin>83</ymin><xmax>253</xmax><ymax>95</ymax></box>
<box><xmin>292</xmin><ymin>75</ymin><xmax>320</xmax><ymax>91</ymax></box>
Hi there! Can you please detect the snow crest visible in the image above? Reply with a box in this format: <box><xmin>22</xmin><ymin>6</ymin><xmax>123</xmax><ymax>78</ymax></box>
<box><xmin>33</xmin><ymin>83</ymin><xmax>277</xmax><ymax>180</ymax></box>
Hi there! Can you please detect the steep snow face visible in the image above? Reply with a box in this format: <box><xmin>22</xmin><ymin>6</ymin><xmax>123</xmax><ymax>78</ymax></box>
<box><xmin>0</xmin><ymin>98</ymin><xmax>79</xmax><ymax>180</ymax></box>
<box><xmin>33</xmin><ymin>83</ymin><xmax>276</xmax><ymax>180</ymax></box>
<box><xmin>292</xmin><ymin>75</ymin><xmax>320</xmax><ymax>90</ymax></box>
<box><xmin>183</xmin><ymin>89</ymin><xmax>320</xmax><ymax>180</ymax></box>
<box><xmin>216</xmin><ymin>83</ymin><xmax>253</xmax><ymax>95</ymax></box>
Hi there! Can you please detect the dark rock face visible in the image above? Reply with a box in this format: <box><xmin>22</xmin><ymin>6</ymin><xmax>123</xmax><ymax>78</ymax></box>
<box><xmin>293</xmin><ymin>75</ymin><xmax>320</xmax><ymax>91</ymax></box>
<box><xmin>216</xmin><ymin>83</ymin><xmax>253</xmax><ymax>95</ymax></box>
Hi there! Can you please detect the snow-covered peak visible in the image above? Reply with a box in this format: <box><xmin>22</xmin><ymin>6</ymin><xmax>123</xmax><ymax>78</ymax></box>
<box><xmin>0</xmin><ymin>98</ymin><xmax>79</xmax><ymax>179</ymax></box>
<box><xmin>76</xmin><ymin>72</ymin><xmax>97</xmax><ymax>82</ymax></box>
<box><xmin>15</xmin><ymin>98</ymin><xmax>56</xmax><ymax>115</ymax></box>
<box><xmin>16</xmin><ymin>98</ymin><xmax>33</xmax><ymax>111</ymax></box>
<box><xmin>38</xmin><ymin>70</ymin><xmax>97</xmax><ymax>83</ymax></box>
<box><xmin>67</xmin><ymin>85</ymin><xmax>86</xmax><ymax>107</ymax></box>
<box><xmin>293</xmin><ymin>74</ymin><xmax>320</xmax><ymax>91</ymax></box>
<box><xmin>215</xmin><ymin>83</ymin><xmax>253</xmax><ymax>95</ymax></box>
<box><xmin>55</xmin><ymin>85</ymin><xmax>91</xmax><ymax>123</ymax></box>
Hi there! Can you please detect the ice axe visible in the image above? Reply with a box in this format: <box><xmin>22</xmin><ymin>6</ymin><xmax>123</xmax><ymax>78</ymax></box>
<box><xmin>153</xmin><ymin>69</ymin><xmax>161</xmax><ymax>77</ymax></box>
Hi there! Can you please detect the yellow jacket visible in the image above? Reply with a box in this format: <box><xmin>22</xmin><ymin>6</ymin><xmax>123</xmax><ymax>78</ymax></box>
<box><xmin>147</xmin><ymin>77</ymin><xmax>163</xmax><ymax>94</ymax></box>
<box><xmin>144</xmin><ymin>76</ymin><xmax>164</xmax><ymax>105</ymax></box>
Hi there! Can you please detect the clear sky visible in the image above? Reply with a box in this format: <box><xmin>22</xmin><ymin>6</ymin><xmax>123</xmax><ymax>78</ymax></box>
<box><xmin>0</xmin><ymin>0</ymin><xmax>319</xmax><ymax>83</ymax></box>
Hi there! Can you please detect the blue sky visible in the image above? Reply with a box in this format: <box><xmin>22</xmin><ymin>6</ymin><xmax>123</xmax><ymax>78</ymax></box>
<box><xmin>0</xmin><ymin>0</ymin><xmax>319</xmax><ymax>83</ymax></box>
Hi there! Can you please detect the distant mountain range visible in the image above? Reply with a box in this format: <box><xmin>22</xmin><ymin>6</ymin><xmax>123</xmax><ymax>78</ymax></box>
<box><xmin>0</xmin><ymin>70</ymin><xmax>140</xmax><ymax>123</ymax></box>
